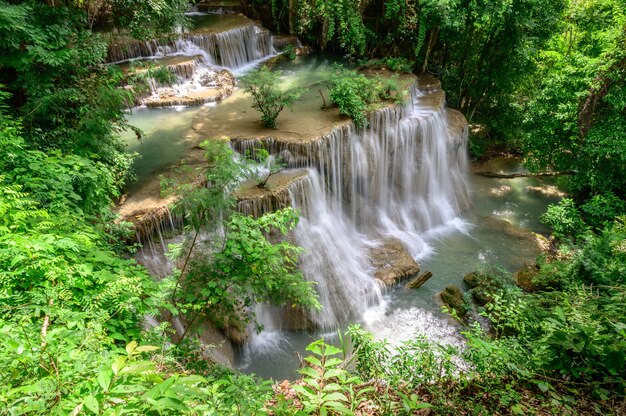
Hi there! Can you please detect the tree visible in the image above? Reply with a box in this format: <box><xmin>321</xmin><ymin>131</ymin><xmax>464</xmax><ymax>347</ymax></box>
<box><xmin>239</xmin><ymin>66</ymin><xmax>304</xmax><ymax>129</ymax></box>
<box><xmin>522</xmin><ymin>0</ymin><xmax>626</xmax><ymax>198</ymax></box>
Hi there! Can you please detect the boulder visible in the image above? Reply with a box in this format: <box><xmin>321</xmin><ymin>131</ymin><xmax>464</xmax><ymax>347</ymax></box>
<box><xmin>439</xmin><ymin>285</ymin><xmax>467</xmax><ymax>317</ymax></box>
<box><xmin>367</xmin><ymin>238</ymin><xmax>420</xmax><ymax>286</ymax></box>
<box><xmin>470</xmin><ymin>287</ymin><xmax>492</xmax><ymax>306</ymax></box>
<box><xmin>463</xmin><ymin>272</ymin><xmax>480</xmax><ymax>289</ymax></box>
<box><xmin>514</xmin><ymin>263</ymin><xmax>540</xmax><ymax>291</ymax></box>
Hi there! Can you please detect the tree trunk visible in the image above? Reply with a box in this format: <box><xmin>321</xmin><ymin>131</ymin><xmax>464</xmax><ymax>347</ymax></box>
<box><xmin>406</xmin><ymin>271</ymin><xmax>433</xmax><ymax>289</ymax></box>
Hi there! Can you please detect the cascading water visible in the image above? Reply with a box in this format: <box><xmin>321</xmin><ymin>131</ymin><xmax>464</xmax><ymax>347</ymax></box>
<box><xmin>111</xmin><ymin>13</ymin><xmax>280</xmax><ymax>108</ymax></box>
<box><xmin>290</xmin><ymin>86</ymin><xmax>469</xmax><ymax>329</ymax></box>
<box><xmin>108</xmin><ymin>21</ymin><xmax>275</xmax><ymax>68</ymax></box>
<box><xmin>235</xmin><ymin>83</ymin><xmax>470</xmax><ymax>331</ymax></box>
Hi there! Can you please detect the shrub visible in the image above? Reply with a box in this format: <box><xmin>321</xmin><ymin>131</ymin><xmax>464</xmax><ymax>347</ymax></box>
<box><xmin>239</xmin><ymin>66</ymin><xmax>304</xmax><ymax>129</ymax></box>
<box><xmin>327</xmin><ymin>66</ymin><xmax>377</xmax><ymax>128</ymax></box>
<box><xmin>581</xmin><ymin>192</ymin><xmax>626</xmax><ymax>230</ymax></box>
<box><xmin>540</xmin><ymin>198</ymin><xmax>588</xmax><ymax>240</ymax></box>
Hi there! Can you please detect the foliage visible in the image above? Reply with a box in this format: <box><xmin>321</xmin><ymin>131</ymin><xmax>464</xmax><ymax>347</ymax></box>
<box><xmin>295</xmin><ymin>0</ymin><xmax>370</xmax><ymax>58</ymax></box>
<box><xmin>175</xmin><ymin>208</ymin><xmax>320</xmax><ymax>336</ymax></box>
<box><xmin>327</xmin><ymin>65</ymin><xmax>401</xmax><ymax>128</ymax></box>
<box><xmin>247</xmin><ymin>147</ymin><xmax>286</xmax><ymax>188</ymax></box>
<box><xmin>240</xmin><ymin>66</ymin><xmax>305</xmax><ymax>129</ymax></box>
<box><xmin>166</xmin><ymin>141</ymin><xmax>320</xmax><ymax>341</ymax></box>
<box><xmin>127</xmin><ymin>63</ymin><xmax>179</xmax><ymax>97</ymax></box>
<box><xmin>580</xmin><ymin>192</ymin><xmax>626</xmax><ymax>230</ymax></box>
<box><xmin>522</xmin><ymin>0</ymin><xmax>626</xmax><ymax>197</ymax></box>
<box><xmin>328</xmin><ymin>68</ymin><xmax>371</xmax><ymax>128</ymax></box>
<box><xmin>540</xmin><ymin>198</ymin><xmax>589</xmax><ymax>240</ymax></box>
<box><xmin>290</xmin><ymin>339</ymin><xmax>370</xmax><ymax>415</ymax></box>
<box><xmin>0</xmin><ymin>178</ymin><xmax>157</xmax><ymax>341</ymax></box>
<box><xmin>363</xmin><ymin>56</ymin><xmax>414</xmax><ymax>73</ymax></box>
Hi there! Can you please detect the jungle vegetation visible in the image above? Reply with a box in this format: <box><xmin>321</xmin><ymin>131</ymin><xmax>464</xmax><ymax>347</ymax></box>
<box><xmin>0</xmin><ymin>0</ymin><xmax>624</xmax><ymax>414</ymax></box>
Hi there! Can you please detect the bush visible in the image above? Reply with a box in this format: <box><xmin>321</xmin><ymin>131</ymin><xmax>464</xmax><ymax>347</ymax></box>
<box><xmin>540</xmin><ymin>198</ymin><xmax>588</xmax><ymax>240</ymax></box>
<box><xmin>581</xmin><ymin>192</ymin><xmax>626</xmax><ymax>230</ymax></box>
<box><xmin>328</xmin><ymin>65</ymin><xmax>376</xmax><ymax>126</ymax></box>
<box><xmin>239</xmin><ymin>66</ymin><xmax>304</xmax><ymax>129</ymax></box>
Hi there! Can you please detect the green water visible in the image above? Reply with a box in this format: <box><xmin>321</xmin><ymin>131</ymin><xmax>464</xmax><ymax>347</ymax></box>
<box><xmin>120</xmin><ymin>106</ymin><xmax>200</xmax><ymax>193</ymax></box>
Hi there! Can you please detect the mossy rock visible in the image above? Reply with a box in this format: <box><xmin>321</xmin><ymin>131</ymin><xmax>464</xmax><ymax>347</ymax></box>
<box><xmin>470</xmin><ymin>287</ymin><xmax>492</xmax><ymax>306</ymax></box>
<box><xmin>514</xmin><ymin>263</ymin><xmax>540</xmax><ymax>291</ymax></box>
<box><xmin>463</xmin><ymin>272</ymin><xmax>480</xmax><ymax>289</ymax></box>
<box><xmin>439</xmin><ymin>285</ymin><xmax>467</xmax><ymax>317</ymax></box>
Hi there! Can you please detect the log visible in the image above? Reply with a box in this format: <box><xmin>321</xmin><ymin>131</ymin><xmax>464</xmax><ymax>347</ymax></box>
<box><xmin>475</xmin><ymin>170</ymin><xmax>577</xmax><ymax>179</ymax></box>
<box><xmin>406</xmin><ymin>271</ymin><xmax>433</xmax><ymax>289</ymax></box>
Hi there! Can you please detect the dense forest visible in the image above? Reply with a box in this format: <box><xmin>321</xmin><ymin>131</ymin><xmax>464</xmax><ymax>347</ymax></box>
<box><xmin>0</xmin><ymin>0</ymin><xmax>624</xmax><ymax>414</ymax></box>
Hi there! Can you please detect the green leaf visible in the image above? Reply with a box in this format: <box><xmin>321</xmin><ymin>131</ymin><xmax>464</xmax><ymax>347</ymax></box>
<box><xmin>111</xmin><ymin>355</ymin><xmax>127</xmax><ymax>375</ymax></box>
<box><xmin>125</xmin><ymin>340</ymin><xmax>138</xmax><ymax>354</ymax></box>
<box><xmin>83</xmin><ymin>395</ymin><xmax>99</xmax><ymax>414</ymax></box>
<box><xmin>97</xmin><ymin>371</ymin><xmax>112</xmax><ymax>392</ymax></box>
<box><xmin>135</xmin><ymin>345</ymin><xmax>160</xmax><ymax>353</ymax></box>
<box><xmin>303</xmin><ymin>356</ymin><xmax>322</xmax><ymax>367</ymax></box>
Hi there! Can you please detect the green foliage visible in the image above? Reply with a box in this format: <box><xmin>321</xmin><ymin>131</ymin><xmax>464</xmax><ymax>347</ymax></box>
<box><xmin>0</xmin><ymin>111</ymin><xmax>130</xmax><ymax>216</ymax></box>
<box><xmin>0</xmin><ymin>179</ymin><xmax>157</xmax><ymax>340</ymax></box>
<box><xmin>363</xmin><ymin>56</ymin><xmax>414</xmax><ymax>73</ymax></box>
<box><xmin>540</xmin><ymin>198</ymin><xmax>588</xmax><ymax>240</ymax></box>
<box><xmin>290</xmin><ymin>339</ymin><xmax>369</xmax><ymax>415</ymax></box>
<box><xmin>175</xmin><ymin>207</ymin><xmax>320</xmax><ymax>336</ymax></box>
<box><xmin>167</xmin><ymin>141</ymin><xmax>319</xmax><ymax>340</ymax></box>
<box><xmin>240</xmin><ymin>66</ymin><xmax>305</xmax><ymax>129</ymax></box>
<box><xmin>328</xmin><ymin>68</ymin><xmax>371</xmax><ymax>128</ymax></box>
<box><xmin>522</xmin><ymin>0</ymin><xmax>626</xmax><ymax>197</ymax></box>
<box><xmin>327</xmin><ymin>65</ymin><xmax>402</xmax><ymax>128</ymax></box>
<box><xmin>105</xmin><ymin>0</ymin><xmax>190</xmax><ymax>40</ymax></box>
<box><xmin>127</xmin><ymin>63</ymin><xmax>179</xmax><ymax>95</ymax></box>
<box><xmin>295</xmin><ymin>0</ymin><xmax>370</xmax><ymax>58</ymax></box>
<box><xmin>581</xmin><ymin>192</ymin><xmax>626</xmax><ymax>230</ymax></box>
<box><xmin>536</xmin><ymin>288</ymin><xmax>626</xmax><ymax>395</ymax></box>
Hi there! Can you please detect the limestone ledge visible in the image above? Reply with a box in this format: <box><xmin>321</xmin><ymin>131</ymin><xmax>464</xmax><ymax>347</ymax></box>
<box><xmin>235</xmin><ymin>170</ymin><xmax>309</xmax><ymax>218</ymax></box>
<box><xmin>143</xmin><ymin>69</ymin><xmax>236</xmax><ymax>108</ymax></box>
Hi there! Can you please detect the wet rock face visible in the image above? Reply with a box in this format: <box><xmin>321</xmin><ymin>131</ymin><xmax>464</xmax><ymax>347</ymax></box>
<box><xmin>235</xmin><ymin>170</ymin><xmax>309</xmax><ymax>218</ymax></box>
<box><xmin>367</xmin><ymin>238</ymin><xmax>420</xmax><ymax>286</ymax></box>
<box><xmin>439</xmin><ymin>285</ymin><xmax>467</xmax><ymax>317</ymax></box>
<box><xmin>281</xmin><ymin>305</ymin><xmax>313</xmax><ymax>331</ymax></box>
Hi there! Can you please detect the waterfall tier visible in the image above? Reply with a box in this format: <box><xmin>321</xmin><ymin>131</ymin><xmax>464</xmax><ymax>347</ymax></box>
<box><xmin>231</xmin><ymin>79</ymin><xmax>470</xmax><ymax>329</ymax></box>
<box><xmin>107</xmin><ymin>16</ymin><xmax>274</xmax><ymax>68</ymax></box>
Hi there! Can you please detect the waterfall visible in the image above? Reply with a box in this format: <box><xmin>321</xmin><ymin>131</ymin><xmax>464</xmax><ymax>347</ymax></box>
<box><xmin>237</xmin><ymin>83</ymin><xmax>470</xmax><ymax>330</ymax></box>
<box><xmin>107</xmin><ymin>23</ymin><xmax>275</xmax><ymax>69</ymax></box>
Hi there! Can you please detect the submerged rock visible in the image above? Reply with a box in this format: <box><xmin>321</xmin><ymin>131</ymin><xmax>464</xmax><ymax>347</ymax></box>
<box><xmin>367</xmin><ymin>238</ymin><xmax>420</xmax><ymax>286</ymax></box>
<box><xmin>439</xmin><ymin>285</ymin><xmax>467</xmax><ymax>317</ymax></box>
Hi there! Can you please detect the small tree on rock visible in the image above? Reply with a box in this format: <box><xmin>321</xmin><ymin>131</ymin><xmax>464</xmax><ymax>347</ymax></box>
<box><xmin>240</xmin><ymin>66</ymin><xmax>304</xmax><ymax>129</ymax></box>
